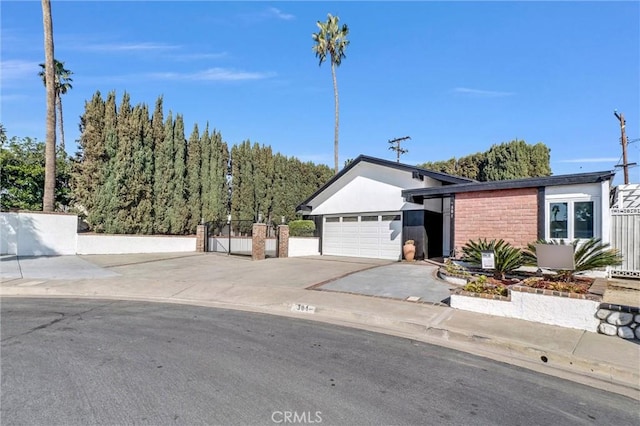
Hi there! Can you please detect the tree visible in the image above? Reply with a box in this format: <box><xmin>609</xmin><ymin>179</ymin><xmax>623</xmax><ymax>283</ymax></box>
<box><xmin>312</xmin><ymin>13</ymin><xmax>349</xmax><ymax>175</ymax></box>
<box><xmin>170</xmin><ymin>114</ymin><xmax>188</xmax><ymax>234</ymax></box>
<box><xmin>1</xmin><ymin>136</ymin><xmax>71</xmax><ymax>211</ymax></box>
<box><xmin>38</xmin><ymin>59</ymin><xmax>72</xmax><ymax>150</ymax></box>
<box><xmin>41</xmin><ymin>0</ymin><xmax>56</xmax><ymax>212</ymax></box>
<box><xmin>186</xmin><ymin>123</ymin><xmax>202</xmax><ymax>233</ymax></box>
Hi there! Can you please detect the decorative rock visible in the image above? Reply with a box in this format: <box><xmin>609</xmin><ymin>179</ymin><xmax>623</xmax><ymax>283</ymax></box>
<box><xmin>596</xmin><ymin>309</ymin><xmax>612</xmax><ymax>320</ymax></box>
<box><xmin>606</xmin><ymin>312</ymin><xmax>633</xmax><ymax>326</ymax></box>
<box><xmin>617</xmin><ymin>326</ymin><xmax>635</xmax><ymax>339</ymax></box>
<box><xmin>598</xmin><ymin>323</ymin><xmax>618</xmax><ymax>336</ymax></box>
<box><xmin>635</xmin><ymin>314</ymin><xmax>640</xmax><ymax>323</ymax></box>
<box><xmin>636</xmin><ymin>327</ymin><xmax>640</xmax><ymax>340</ymax></box>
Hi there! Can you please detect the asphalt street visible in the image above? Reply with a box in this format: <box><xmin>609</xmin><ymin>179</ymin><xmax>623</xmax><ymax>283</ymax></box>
<box><xmin>1</xmin><ymin>298</ymin><xmax>638</xmax><ymax>426</ymax></box>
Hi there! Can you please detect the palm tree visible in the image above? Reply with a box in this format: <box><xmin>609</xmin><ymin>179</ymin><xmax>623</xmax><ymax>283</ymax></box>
<box><xmin>39</xmin><ymin>59</ymin><xmax>72</xmax><ymax>150</ymax></box>
<box><xmin>41</xmin><ymin>0</ymin><xmax>56</xmax><ymax>212</ymax></box>
<box><xmin>312</xmin><ymin>13</ymin><xmax>349</xmax><ymax>174</ymax></box>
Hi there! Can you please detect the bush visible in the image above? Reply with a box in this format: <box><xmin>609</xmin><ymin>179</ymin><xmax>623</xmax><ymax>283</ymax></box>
<box><xmin>461</xmin><ymin>238</ymin><xmax>524</xmax><ymax>280</ymax></box>
<box><xmin>289</xmin><ymin>220</ymin><xmax>316</xmax><ymax>237</ymax></box>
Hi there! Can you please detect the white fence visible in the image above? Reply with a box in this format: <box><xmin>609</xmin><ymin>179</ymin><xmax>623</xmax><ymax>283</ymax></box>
<box><xmin>1</xmin><ymin>212</ymin><xmax>77</xmax><ymax>256</ymax></box>
<box><xmin>208</xmin><ymin>237</ymin><xmax>276</xmax><ymax>256</ymax></box>
<box><xmin>77</xmin><ymin>234</ymin><xmax>195</xmax><ymax>254</ymax></box>
<box><xmin>289</xmin><ymin>237</ymin><xmax>320</xmax><ymax>256</ymax></box>
<box><xmin>610</xmin><ymin>208</ymin><xmax>640</xmax><ymax>278</ymax></box>
<box><xmin>1</xmin><ymin>212</ymin><xmax>196</xmax><ymax>256</ymax></box>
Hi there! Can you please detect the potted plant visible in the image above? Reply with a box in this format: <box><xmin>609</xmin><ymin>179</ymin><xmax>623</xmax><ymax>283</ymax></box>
<box><xmin>403</xmin><ymin>239</ymin><xmax>416</xmax><ymax>261</ymax></box>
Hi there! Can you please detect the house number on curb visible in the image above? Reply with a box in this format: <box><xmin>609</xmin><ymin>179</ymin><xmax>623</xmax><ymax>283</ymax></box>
<box><xmin>291</xmin><ymin>303</ymin><xmax>316</xmax><ymax>314</ymax></box>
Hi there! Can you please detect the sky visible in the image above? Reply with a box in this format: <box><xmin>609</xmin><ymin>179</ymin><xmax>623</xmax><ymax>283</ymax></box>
<box><xmin>2</xmin><ymin>1</ymin><xmax>639</xmax><ymax>185</ymax></box>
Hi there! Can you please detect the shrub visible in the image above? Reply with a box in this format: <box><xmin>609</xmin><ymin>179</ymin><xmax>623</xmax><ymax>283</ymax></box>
<box><xmin>443</xmin><ymin>258</ymin><xmax>470</xmax><ymax>277</ymax></box>
<box><xmin>461</xmin><ymin>238</ymin><xmax>524</xmax><ymax>280</ymax></box>
<box><xmin>289</xmin><ymin>220</ymin><xmax>316</xmax><ymax>237</ymax></box>
<box><xmin>463</xmin><ymin>275</ymin><xmax>509</xmax><ymax>297</ymax></box>
<box><xmin>522</xmin><ymin>238</ymin><xmax>623</xmax><ymax>282</ymax></box>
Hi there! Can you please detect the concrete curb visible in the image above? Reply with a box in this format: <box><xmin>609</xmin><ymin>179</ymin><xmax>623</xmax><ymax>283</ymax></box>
<box><xmin>2</xmin><ymin>290</ymin><xmax>638</xmax><ymax>398</ymax></box>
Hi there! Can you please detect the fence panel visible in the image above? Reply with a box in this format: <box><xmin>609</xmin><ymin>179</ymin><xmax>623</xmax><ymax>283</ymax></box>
<box><xmin>610</xmin><ymin>208</ymin><xmax>640</xmax><ymax>278</ymax></box>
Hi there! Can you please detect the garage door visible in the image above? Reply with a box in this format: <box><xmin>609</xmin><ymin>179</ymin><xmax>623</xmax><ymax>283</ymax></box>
<box><xmin>323</xmin><ymin>213</ymin><xmax>402</xmax><ymax>260</ymax></box>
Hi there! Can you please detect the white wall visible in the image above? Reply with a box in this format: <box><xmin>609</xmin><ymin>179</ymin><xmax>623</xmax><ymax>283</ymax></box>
<box><xmin>1</xmin><ymin>212</ymin><xmax>77</xmax><ymax>255</ymax></box>
<box><xmin>450</xmin><ymin>290</ymin><xmax>601</xmax><ymax>332</ymax></box>
<box><xmin>0</xmin><ymin>212</ymin><xmax>18</xmax><ymax>254</ymax></box>
<box><xmin>289</xmin><ymin>237</ymin><xmax>320</xmax><ymax>257</ymax></box>
<box><xmin>306</xmin><ymin>162</ymin><xmax>429</xmax><ymax>215</ymax></box>
<box><xmin>545</xmin><ymin>181</ymin><xmax>609</xmax><ymax>243</ymax></box>
<box><xmin>77</xmin><ymin>234</ymin><xmax>195</xmax><ymax>254</ymax></box>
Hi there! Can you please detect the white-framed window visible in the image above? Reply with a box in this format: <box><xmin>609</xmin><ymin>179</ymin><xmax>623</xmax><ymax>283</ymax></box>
<box><xmin>547</xmin><ymin>198</ymin><xmax>598</xmax><ymax>241</ymax></box>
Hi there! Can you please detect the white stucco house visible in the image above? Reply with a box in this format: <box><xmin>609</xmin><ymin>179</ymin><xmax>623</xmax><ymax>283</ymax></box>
<box><xmin>297</xmin><ymin>155</ymin><xmax>615</xmax><ymax>261</ymax></box>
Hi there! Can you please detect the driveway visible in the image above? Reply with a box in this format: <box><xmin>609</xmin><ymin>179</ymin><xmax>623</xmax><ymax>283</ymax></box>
<box><xmin>312</xmin><ymin>262</ymin><xmax>457</xmax><ymax>304</ymax></box>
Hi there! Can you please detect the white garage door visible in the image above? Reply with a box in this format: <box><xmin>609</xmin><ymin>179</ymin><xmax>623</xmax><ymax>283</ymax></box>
<box><xmin>323</xmin><ymin>213</ymin><xmax>402</xmax><ymax>260</ymax></box>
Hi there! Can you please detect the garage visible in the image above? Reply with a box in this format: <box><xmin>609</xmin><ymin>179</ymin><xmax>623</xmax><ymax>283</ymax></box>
<box><xmin>323</xmin><ymin>213</ymin><xmax>402</xmax><ymax>260</ymax></box>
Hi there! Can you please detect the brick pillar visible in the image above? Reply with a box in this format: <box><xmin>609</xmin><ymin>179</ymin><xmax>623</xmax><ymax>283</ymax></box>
<box><xmin>196</xmin><ymin>224</ymin><xmax>208</xmax><ymax>252</ymax></box>
<box><xmin>276</xmin><ymin>225</ymin><xmax>289</xmax><ymax>258</ymax></box>
<box><xmin>252</xmin><ymin>223</ymin><xmax>267</xmax><ymax>261</ymax></box>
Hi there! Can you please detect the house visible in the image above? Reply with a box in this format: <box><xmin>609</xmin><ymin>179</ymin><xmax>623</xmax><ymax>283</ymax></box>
<box><xmin>297</xmin><ymin>155</ymin><xmax>614</xmax><ymax>261</ymax></box>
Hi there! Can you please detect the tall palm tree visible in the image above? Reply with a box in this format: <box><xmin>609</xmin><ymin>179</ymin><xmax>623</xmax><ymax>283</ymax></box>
<box><xmin>39</xmin><ymin>59</ymin><xmax>72</xmax><ymax>150</ymax></box>
<box><xmin>312</xmin><ymin>13</ymin><xmax>349</xmax><ymax>175</ymax></box>
<box><xmin>41</xmin><ymin>0</ymin><xmax>56</xmax><ymax>212</ymax></box>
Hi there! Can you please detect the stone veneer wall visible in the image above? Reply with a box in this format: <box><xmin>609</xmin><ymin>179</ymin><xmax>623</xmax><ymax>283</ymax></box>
<box><xmin>596</xmin><ymin>303</ymin><xmax>640</xmax><ymax>340</ymax></box>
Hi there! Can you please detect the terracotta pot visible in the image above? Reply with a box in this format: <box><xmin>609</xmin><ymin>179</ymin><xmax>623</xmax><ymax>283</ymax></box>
<box><xmin>403</xmin><ymin>242</ymin><xmax>416</xmax><ymax>261</ymax></box>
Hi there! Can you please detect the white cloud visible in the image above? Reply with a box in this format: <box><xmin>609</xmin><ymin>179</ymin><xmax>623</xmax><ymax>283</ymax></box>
<box><xmin>148</xmin><ymin>67</ymin><xmax>274</xmax><ymax>81</ymax></box>
<box><xmin>74</xmin><ymin>42</ymin><xmax>181</xmax><ymax>52</ymax></box>
<box><xmin>268</xmin><ymin>7</ymin><xmax>295</xmax><ymax>21</ymax></box>
<box><xmin>168</xmin><ymin>52</ymin><xmax>228</xmax><ymax>61</ymax></box>
<box><xmin>1</xmin><ymin>59</ymin><xmax>40</xmax><ymax>81</ymax></box>
<box><xmin>558</xmin><ymin>157</ymin><xmax>619</xmax><ymax>163</ymax></box>
<box><xmin>453</xmin><ymin>87</ymin><xmax>515</xmax><ymax>97</ymax></box>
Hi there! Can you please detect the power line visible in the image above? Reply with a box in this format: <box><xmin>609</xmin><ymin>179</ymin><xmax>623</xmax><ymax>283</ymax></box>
<box><xmin>388</xmin><ymin>136</ymin><xmax>410</xmax><ymax>163</ymax></box>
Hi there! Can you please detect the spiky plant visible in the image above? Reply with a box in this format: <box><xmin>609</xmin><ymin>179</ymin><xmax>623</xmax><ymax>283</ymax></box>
<box><xmin>523</xmin><ymin>238</ymin><xmax>623</xmax><ymax>281</ymax></box>
<box><xmin>461</xmin><ymin>238</ymin><xmax>524</xmax><ymax>280</ymax></box>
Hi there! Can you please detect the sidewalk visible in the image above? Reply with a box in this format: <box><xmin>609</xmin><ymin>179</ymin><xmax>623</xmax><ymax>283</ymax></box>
<box><xmin>1</xmin><ymin>253</ymin><xmax>638</xmax><ymax>398</ymax></box>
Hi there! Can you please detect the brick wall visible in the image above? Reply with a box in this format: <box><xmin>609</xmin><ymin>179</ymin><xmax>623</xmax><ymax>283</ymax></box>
<box><xmin>454</xmin><ymin>188</ymin><xmax>538</xmax><ymax>251</ymax></box>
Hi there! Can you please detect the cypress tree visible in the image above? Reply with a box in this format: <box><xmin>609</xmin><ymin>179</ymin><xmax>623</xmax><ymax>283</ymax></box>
<box><xmin>92</xmin><ymin>91</ymin><xmax>119</xmax><ymax>232</ymax></box>
<box><xmin>113</xmin><ymin>93</ymin><xmax>135</xmax><ymax>233</ymax></box>
<box><xmin>200</xmin><ymin>124</ymin><xmax>212</xmax><ymax>223</ymax></box>
<box><xmin>129</xmin><ymin>103</ymin><xmax>154</xmax><ymax>233</ymax></box>
<box><xmin>186</xmin><ymin>123</ymin><xmax>201</xmax><ymax>233</ymax></box>
<box><xmin>154</xmin><ymin>111</ymin><xmax>174</xmax><ymax>233</ymax></box>
<box><xmin>73</xmin><ymin>90</ymin><xmax>105</xmax><ymax>220</ymax></box>
<box><xmin>170</xmin><ymin>114</ymin><xmax>188</xmax><ymax>234</ymax></box>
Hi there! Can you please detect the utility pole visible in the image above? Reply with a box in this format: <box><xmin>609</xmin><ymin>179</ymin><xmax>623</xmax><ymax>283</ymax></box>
<box><xmin>388</xmin><ymin>136</ymin><xmax>411</xmax><ymax>163</ymax></box>
<box><xmin>614</xmin><ymin>110</ymin><xmax>630</xmax><ymax>184</ymax></box>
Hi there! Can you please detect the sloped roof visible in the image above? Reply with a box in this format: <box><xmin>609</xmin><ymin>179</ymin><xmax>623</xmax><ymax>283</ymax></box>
<box><xmin>402</xmin><ymin>170</ymin><xmax>616</xmax><ymax>203</ymax></box>
<box><xmin>297</xmin><ymin>155</ymin><xmax>474</xmax><ymax>212</ymax></box>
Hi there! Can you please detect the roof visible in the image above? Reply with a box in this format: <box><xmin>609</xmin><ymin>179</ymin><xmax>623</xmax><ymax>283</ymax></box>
<box><xmin>402</xmin><ymin>170</ymin><xmax>616</xmax><ymax>203</ymax></box>
<box><xmin>297</xmin><ymin>155</ymin><xmax>475</xmax><ymax>212</ymax></box>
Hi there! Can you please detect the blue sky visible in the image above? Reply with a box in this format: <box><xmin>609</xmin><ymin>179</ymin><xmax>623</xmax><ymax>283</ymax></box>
<box><xmin>2</xmin><ymin>1</ymin><xmax>639</xmax><ymax>184</ymax></box>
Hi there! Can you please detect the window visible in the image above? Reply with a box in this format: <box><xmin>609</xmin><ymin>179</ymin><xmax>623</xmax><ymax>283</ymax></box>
<box><xmin>574</xmin><ymin>201</ymin><xmax>594</xmax><ymax>239</ymax></box>
<box><xmin>361</xmin><ymin>215</ymin><xmax>379</xmax><ymax>222</ymax></box>
<box><xmin>342</xmin><ymin>216</ymin><xmax>358</xmax><ymax>222</ymax></box>
<box><xmin>548</xmin><ymin>200</ymin><xmax>595</xmax><ymax>240</ymax></box>
<box><xmin>382</xmin><ymin>215</ymin><xmax>401</xmax><ymax>221</ymax></box>
<box><xmin>326</xmin><ymin>217</ymin><xmax>339</xmax><ymax>223</ymax></box>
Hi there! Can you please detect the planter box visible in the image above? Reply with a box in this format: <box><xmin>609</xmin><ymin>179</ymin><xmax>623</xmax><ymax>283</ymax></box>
<box><xmin>450</xmin><ymin>285</ymin><xmax>601</xmax><ymax>332</ymax></box>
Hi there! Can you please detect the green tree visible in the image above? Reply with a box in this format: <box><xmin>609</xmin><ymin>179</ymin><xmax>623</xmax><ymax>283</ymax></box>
<box><xmin>73</xmin><ymin>91</ymin><xmax>106</xmax><ymax>219</ymax></box>
<box><xmin>93</xmin><ymin>91</ymin><xmax>119</xmax><ymax>232</ymax></box>
<box><xmin>170</xmin><ymin>114</ymin><xmax>188</xmax><ymax>234</ymax></box>
<box><xmin>186</xmin><ymin>123</ymin><xmax>202</xmax><ymax>233</ymax></box>
<box><xmin>154</xmin><ymin>111</ymin><xmax>174</xmax><ymax>233</ymax></box>
<box><xmin>41</xmin><ymin>0</ymin><xmax>56</xmax><ymax>212</ymax></box>
<box><xmin>128</xmin><ymin>104</ymin><xmax>154</xmax><ymax>233</ymax></box>
<box><xmin>1</xmin><ymin>136</ymin><xmax>71</xmax><ymax>211</ymax></box>
<box><xmin>38</xmin><ymin>59</ymin><xmax>72</xmax><ymax>150</ymax></box>
<box><xmin>312</xmin><ymin>13</ymin><xmax>349</xmax><ymax>175</ymax></box>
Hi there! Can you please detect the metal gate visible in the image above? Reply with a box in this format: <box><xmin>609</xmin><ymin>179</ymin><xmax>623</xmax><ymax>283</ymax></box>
<box><xmin>610</xmin><ymin>208</ymin><xmax>640</xmax><ymax>278</ymax></box>
<box><xmin>206</xmin><ymin>220</ymin><xmax>277</xmax><ymax>257</ymax></box>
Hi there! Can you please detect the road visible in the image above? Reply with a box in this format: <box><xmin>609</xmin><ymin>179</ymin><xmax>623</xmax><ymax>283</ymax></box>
<box><xmin>1</xmin><ymin>298</ymin><xmax>637</xmax><ymax>425</ymax></box>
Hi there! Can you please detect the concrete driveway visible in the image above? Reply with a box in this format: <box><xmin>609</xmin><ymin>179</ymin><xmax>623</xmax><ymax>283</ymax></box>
<box><xmin>312</xmin><ymin>262</ymin><xmax>457</xmax><ymax>305</ymax></box>
<box><xmin>0</xmin><ymin>253</ymin><xmax>454</xmax><ymax>304</ymax></box>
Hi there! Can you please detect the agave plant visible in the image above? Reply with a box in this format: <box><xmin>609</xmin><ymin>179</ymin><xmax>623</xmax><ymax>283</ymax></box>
<box><xmin>461</xmin><ymin>238</ymin><xmax>524</xmax><ymax>280</ymax></box>
<box><xmin>522</xmin><ymin>238</ymin><xmax>622</xmax><ymax>282</ymax></box>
